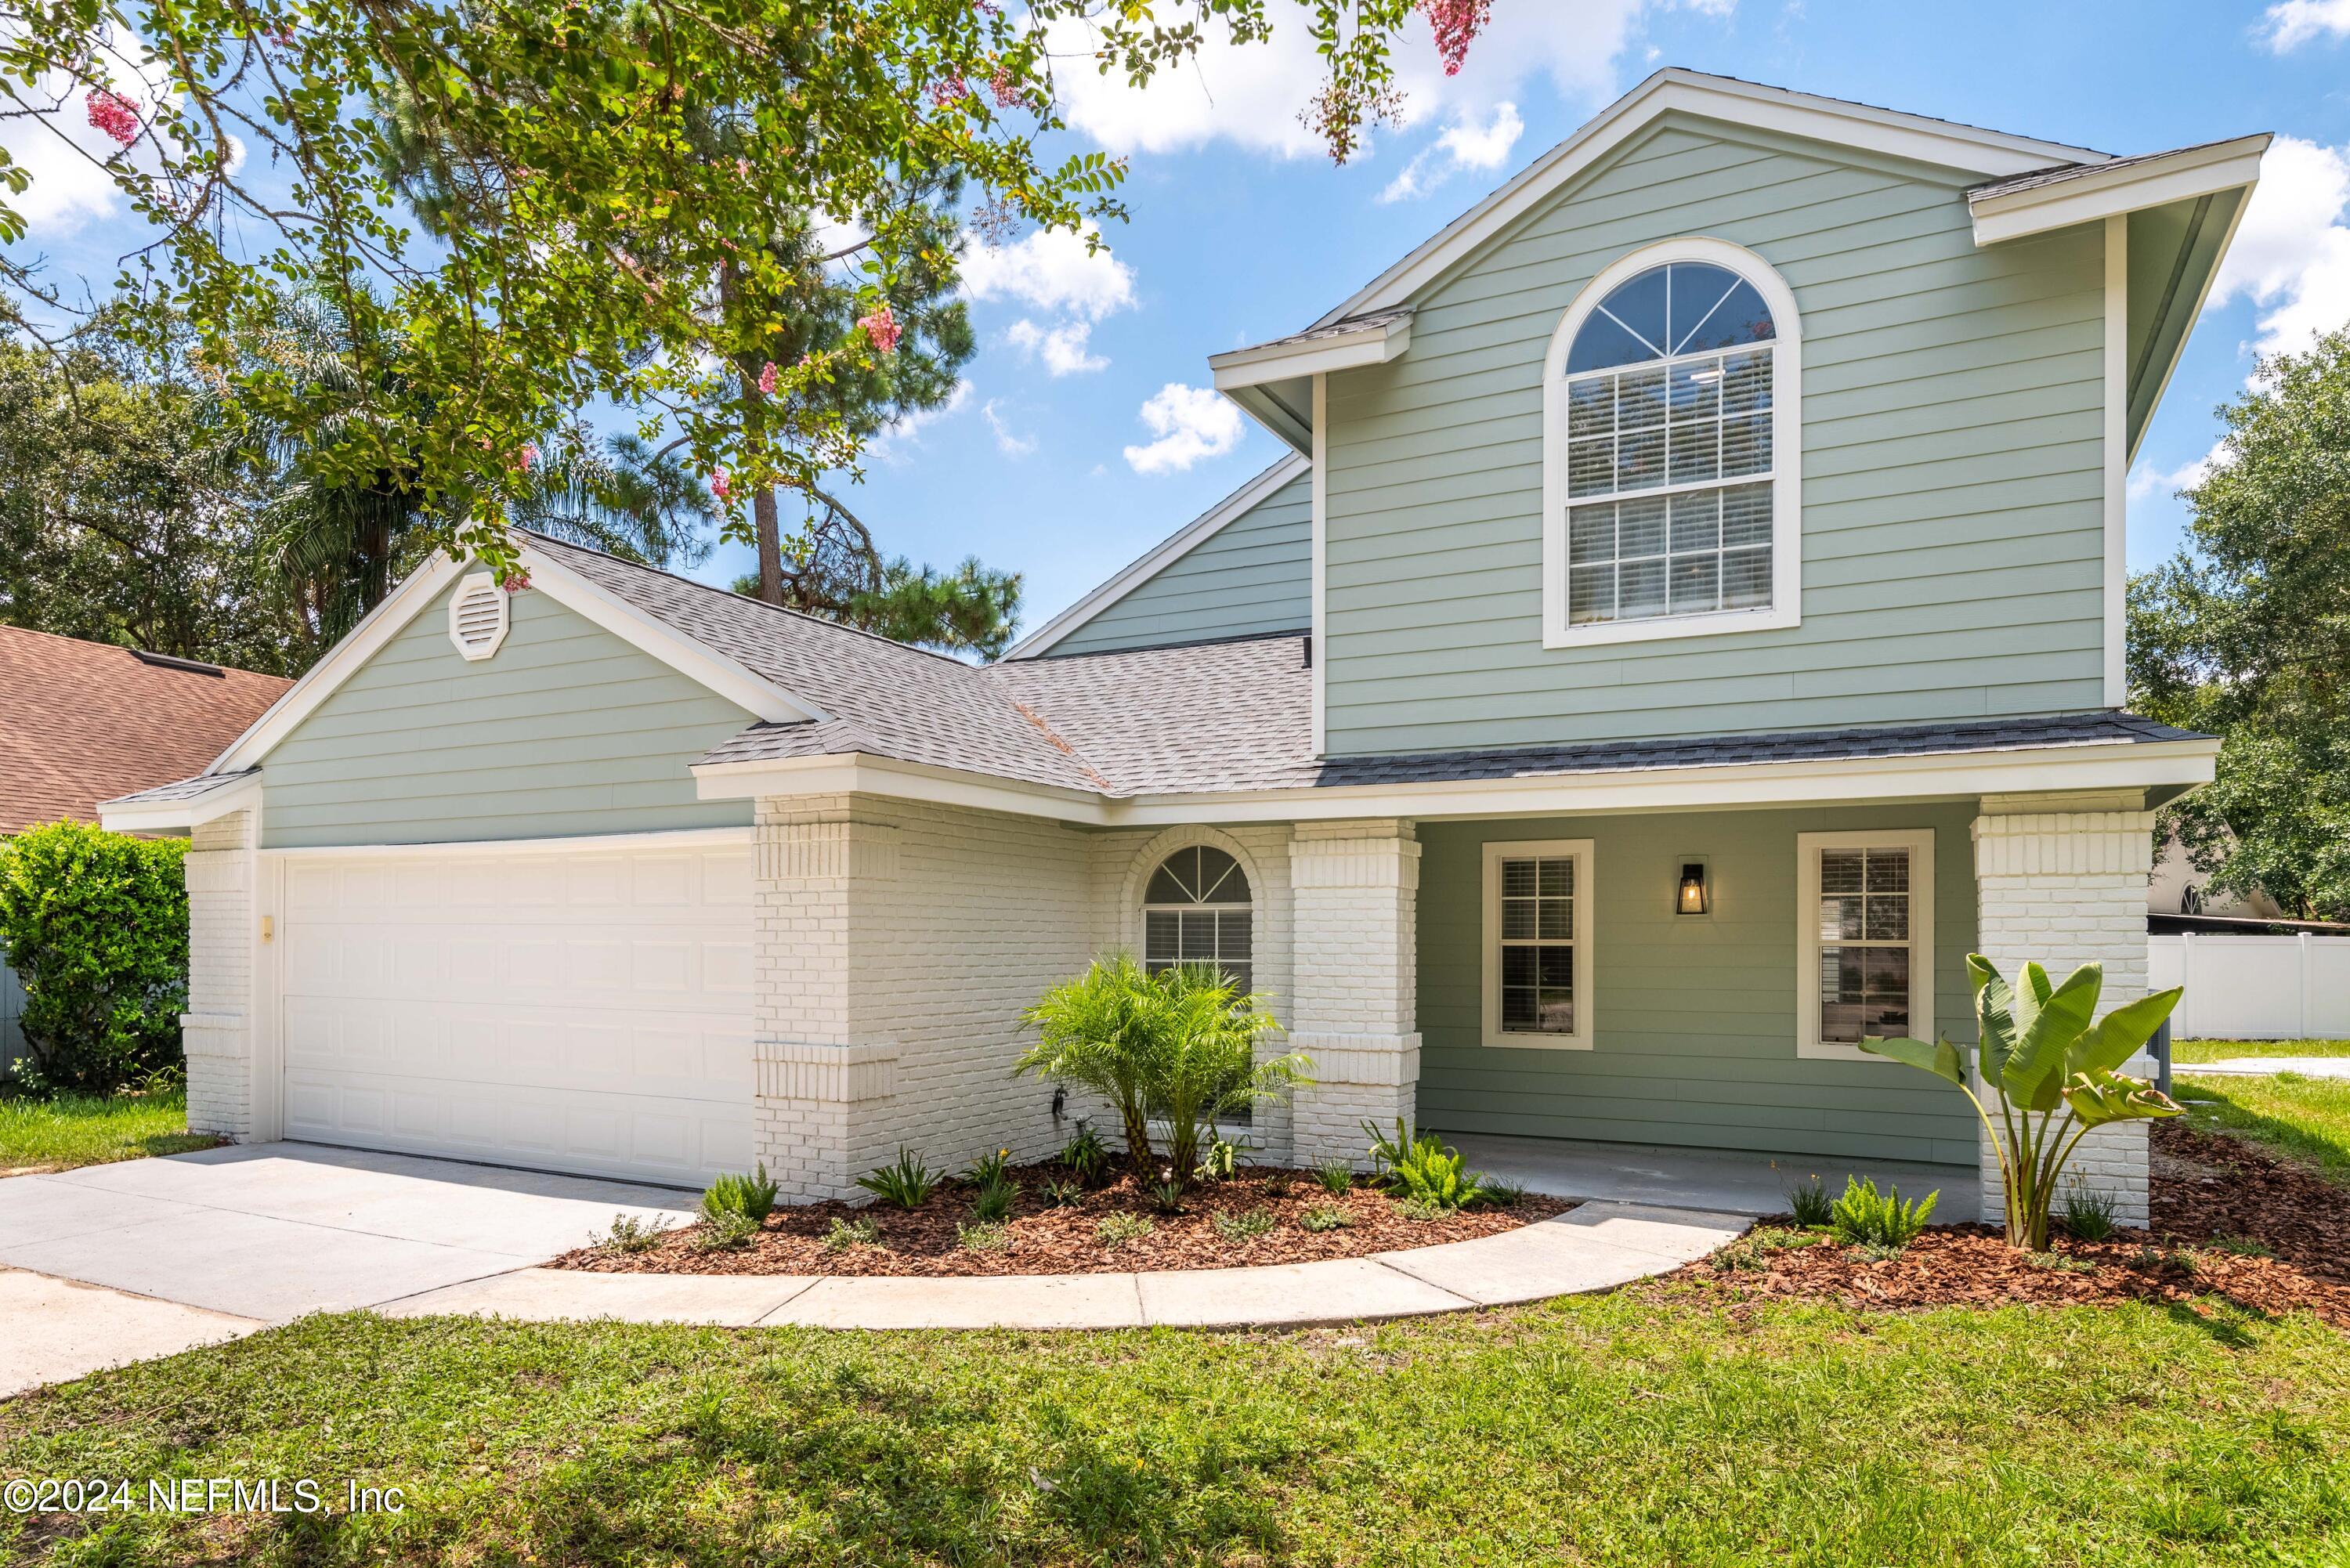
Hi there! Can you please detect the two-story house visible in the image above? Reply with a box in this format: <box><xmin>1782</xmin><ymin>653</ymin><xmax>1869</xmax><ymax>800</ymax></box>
<box><xmin>107</xmin><ymin>71</ymin><xmax>2261</xmax><ymax>1227</ymax></box>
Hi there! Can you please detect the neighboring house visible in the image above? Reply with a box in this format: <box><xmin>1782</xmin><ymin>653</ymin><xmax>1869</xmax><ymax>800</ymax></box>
<box><xmin>0</xmin><ymin>626</ymin><xmax>294</xmax><ymax>1074</ymax></box>
<box><xmin>107</xmin><ymin>71</ymin><xmax>2261</xmax><ymax>1230</ymax></box>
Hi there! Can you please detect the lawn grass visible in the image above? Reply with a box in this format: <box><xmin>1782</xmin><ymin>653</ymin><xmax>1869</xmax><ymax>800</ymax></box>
<box><xmin>2179</xmin><ymin>1071</ymin><xmax>2350</xmax><ymax>1187</ymax></box>
<box><xmin>0</xmin><ymin>1089</ymin><xmax>219</xmax><ymax>1174</ymax></box>
<box><xmin>2175</xmin><ymin>1039</ymin><xmax>2350</xmax><ymax>1064</ymax></box>
<box><xmin>2</xmin><ymin>1295</ymin><xmax>2347</xmax><ymax>1566</ymax></box>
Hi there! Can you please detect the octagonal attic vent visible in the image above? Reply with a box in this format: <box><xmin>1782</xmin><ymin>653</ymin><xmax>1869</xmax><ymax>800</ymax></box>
<box><xmin>447</xmin><ymin>573</ymin><xmax>511</xmax><ymax>661</ymax></box>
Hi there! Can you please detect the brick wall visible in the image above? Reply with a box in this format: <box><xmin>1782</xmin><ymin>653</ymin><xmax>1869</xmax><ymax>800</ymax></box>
<box><xmin>1972</xmin><ymin>804</ymin><xmax>2158</xmax><ymax>1229</ymax></box>
<box><xmin>181</xmin><ymin>808</ymin><xmax>258</xmax><ymax>1140</ymax></box>
<box><xmin>1287</xmin><ymin>820</ymin><xmax>1421</xmax><ymax>1169</ymax></box>
<box><xmin>750</xmin><ymin>794</ymin><xmax>1091</xmax><ymax>1201</ymax></box>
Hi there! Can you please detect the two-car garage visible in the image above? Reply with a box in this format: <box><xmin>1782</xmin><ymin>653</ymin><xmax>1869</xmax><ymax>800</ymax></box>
<box><xmin>271</xmin><ymin>834</ymin><xmax>757</xmax><ymax>1187</ymax></box>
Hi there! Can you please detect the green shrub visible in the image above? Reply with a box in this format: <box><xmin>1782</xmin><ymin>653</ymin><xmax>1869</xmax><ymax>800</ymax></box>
<box><xmin>1828</xmin><ymin>1176</ymin><xmax>1938</xmax><ymax>1250</ymax></box>
<box><xmin>0</xmin><ymin>821</ymin><xmax>190</xmax><ymax>1093</ymax></box>
<box><xmin>594</xmin><ymin>1213</ymin><xmax>674</xmax><ymax>1255</ymax></box>
<box><xmin>1097</xmin><ymin>1212</ymin><xmax>1153</xmax><ymax>1249</ymax></box>
<box><xmin>856</xmin><ymin>1150</ymin><xmax>942</xmax><ymax>1209</ymax></box>
<box><xmin>1476</xmin><ymin>1178</ymin><xmax>1526</xmax><ymax>1208</ymax></box>
<box><xmin>2060</xmin><ymin>1184</ymin><xmax>2119</xmax><ymax>1242</ymax></box>
<box><xmin>2212</xmin><ymin>1232</ymin><xmax>2273</xmax><ymax>1258</ymax></box>
<box><xmin>1039</xmin><ymin>1176</ymin><xmax>1086</xmax><ymax>1208</ymax></box>
<box><xmin>1148</xmin><ymin>1179</ymin><xmax>1187</xmax><ymax>1214</ymax></box>
<box><xmin>2026</xmin><ymin>1250</ymin><xmax>2095</xmax><ymax>1274</ymax></box>
<box><xmin>700</xmin><ymin>1164</ymin><xmax>778</xmax><ymax>1225</ymax></box>
<box><xmin>964</xmin><ymin>1147</ymin><xmax>1014</xmax><ymax>1186</ymax></box>
<box><xmin>1212</xmin><ymin>1206</ymin><xmax>1275</xmax><ymax>1242</ymax></box>
<box><xmin>1300</xmin><ymin>1205</ymin><xmax>1352</xmax><ymax>1233</ymax></box>
<box><xmin>1260</xmin><ymin>1170</ymin><xmax>1293</xmax><ymax>1198</ymax></box>
<box><xmin>1784</xmin><ymin>1179</ymin><xmax>1835</xmax><ymax>1228</ymax></box>
<box><xmin>972</xmin><ymin>1174</ymin><xmax>1017</xmax><ymax>1223</ymax></box>
<box><xmin>1196</xmin><ymin>1135</ymin><xmax>1239</xmax><ymax>1183</ymax></box>
<box><xmin>1058</xmin><ymin>1124</ymin><xmax>1111</xmax><ymax>1187</ymax></box>
<box><xmin>823</xmin><ymin>1216</ymin><xmax>879</xmax><ymax>1252</ymax></box>
<box><xmin>693</xmin><ymin>1209</ymin><xmax>759</xmax><ymax>1252</ymax></box>
<box><xmin>956</xmin><ymin>1220</ymin><xmax>1010</xmax><ymax>1252</ymax></box>
<box><xmin>1363</xmin><ymin>1118</ymin><xmax>1494</xmax><ymax>1213</ymax></box>
<box><xmin>1315</xmin><ymin>1158</ymin><xmax>1354</xmax><ymax>1196</ymax></box>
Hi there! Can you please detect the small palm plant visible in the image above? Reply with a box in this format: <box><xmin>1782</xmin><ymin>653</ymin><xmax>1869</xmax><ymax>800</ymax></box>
<box><xmin>1147</xmin><ymin>963</ymin><xmax>1308</xmax><ymax>1189</ymax></box>
<box><xmin>1016</xmin><ymin>955</ymin><xmax>1163</xmax><ymax>1181</ymax></box>
<box><xmin>1861</xmin><ymin>955</ymin><xmax>2182</xmax><ymax>1251</ymax></box>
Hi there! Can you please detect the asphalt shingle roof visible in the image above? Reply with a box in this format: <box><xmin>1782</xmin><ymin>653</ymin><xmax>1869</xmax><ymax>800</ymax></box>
<box><xmin>0</xmin><ymin>628</ymin><xmax>291</xmax><ymax>833</ymax></box>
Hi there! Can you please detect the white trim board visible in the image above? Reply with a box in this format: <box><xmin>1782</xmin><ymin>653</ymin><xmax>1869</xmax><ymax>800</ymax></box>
<box><xmin>258</xmin><ymin>826</ymin><xmax>754</xmax><ymax>859</ymax></box>
<box><xmin>1005</xmin><ymin>453</ymin><xmax>1311</xmax><ymax>659</ymax></box>
<box><xmin>1306</xmin><ymin>69</ymin><xmax>2108</xmax><ymax>331</ymax></box>
<box><xmin>1209</xmin><ymin>313</ymin><xmax>1412</xmax><ymax>392</ymax></box>
<box><xmin>99</xmin><ymin>773</ymin><xmax>262</xmax><ymax>836</ymax></box>
<box><xmin>1969</xmin><ymin>135</ymin><xmax>2269</xmax><ymax>247</ymax></box>
<box><xmin>2102</xmin><ymin>213</ymin><xmax>2128</xmax><ymax>710</ymax></box>
<box><xmin>692</xmin><ymin>733</ymin><xmax>2218</xmax><ymax>830</ymax></box>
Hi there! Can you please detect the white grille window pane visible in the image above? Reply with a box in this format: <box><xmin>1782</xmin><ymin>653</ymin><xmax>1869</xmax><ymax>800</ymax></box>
<box><xmin>1668</xmin><ymin>359</ymin><xmax>1721</xmax><ymax>420</ymax></box>
<box><xmin>1722</xmin><ymin>484</ymin><xmax>1772</xmax><ymax>547</ymax></box>
<box><xmin>1668</xmin><ymin>417</ymin><xmax>1719</xmax><ymax>484</ymax></box>
<box><xmin>1864</xmin><ymin>894</ymin><xmax>1909</xmax><ymax>941</ymax></box>
<box><xmin>1502</xmin><ymin>894</ymin><xmax>1536</xmax><ymax>941</ymax></box>
<box><xmin>1537</xmin><ymin>946</ymin><xmax>1576</xmax><ymax>1032</ymax></box>
<box><xmin>1538</xmin><ymin>859</ymin><xmax>1572</xmax><ymax>898</ymax></box>
<box><xmin>1569</xmin><ymin>505</ymin><xmax>1615</xmax><ymax>562</ymax></box>
<box><xmin>1668</xmin><ymin>491</ymin><xmax>1719</xmax><ymax>554</ymax></box>
<box><xmin>1721</xmin><ymin>348</ymin><xmax>1770</xmax><ymax>415</ymax></box>
<box><xmin>1569</xmin><ymin>564</ymin><xmax>1614</xmax><ymax>623</ymax></box>
<box><xmin>1502</xmin><ymin>858</ymin><xmax>1538</xmax><ymax>898</ymax></box>
<box><xmin>1618</xmin><ymin>496</ymin><xmax>1668</xmax><ymax>558</ymax></box>
<box><xmin>1866</xmin><ymin>851</ymin><xmax>1910</xmax><ymax>893</ymax></box>
<box><xmin>1618</xmin><ymin>428</ymin><xmax>1665</xmax><ymax>490</ymax></box>
<box><xmin>1669</xmin><ymin>555</ymin><xmax>1719</xmax><ymax>615</ymax></box>
<box><xmin>1568</xmin><ymin>438</ymin><xmax>1614</xmax><ymax>497</ymax></box>
<box><xmin>1723</xmin><ymin>547</ymin><xmax>1772</xmax><ymax>609</ymax></box>
<box><xmin>1619</xmin><ymin>558</ymin><xmax>1668</xmax><ymax>619</ymax></box>
<box><xmin>1815</xmin><ymin>845</ymin><xmax>1917</xmax><ymax>1046</ymax></box>
<box><xmin>1618</xmin><ymin>366</ymin><xmax>1668</xmax><ymax>428</ymax></box>
<box><xmin>1497</xmin><ymin>854</ymin><xmax>1578</xmax><ymax>1037</ymax></box>
<box><xmin>1820</xmin><ymin>851</ymin><xmax>1865</xmax><ymax>894</ymax></box>
<box><xmin>1723</xmin><ymin>414</ymin><xmax>1772</xmax><ymax>476</ymax></box>
<box><xmin>1567</xmin><ymin>377</ymin><xmax>1614</xmax><ymax>439</ymax></box>
<box><xmin>1145</xmin><ymin>910</ymin><xmax>1180</xmax><ymax>968</ymax></box>
<box><xmin>1178</xmin><ymin>909</ymin><xmax>1217</xmax><ymax>962</ymax></box>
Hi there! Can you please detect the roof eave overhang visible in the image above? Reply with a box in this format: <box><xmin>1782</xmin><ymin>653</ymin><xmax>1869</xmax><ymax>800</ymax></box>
<box><xmin>1208</xmin><ymin>315</ymin><xmax>1413</xmax><ymax>389</ymax></box>
<box><xmin>688</xmin><ymin>733</ymin><xmax>2218</xmax><ymax>829</ymax></box>
<box><xmin>1969</xmin><ymin>134</ymin><xmax>2270</xmax><ymax>245</ymax></box>
<box><xmin>97</xmin><ymin>773</ymin><xmax>261</xmax><ymax>836</ymax></box>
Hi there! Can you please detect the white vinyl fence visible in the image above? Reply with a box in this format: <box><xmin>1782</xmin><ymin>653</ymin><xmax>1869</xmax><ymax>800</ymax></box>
<box><xmin>2149</xmin><ymin>933</ymin><xmax>2350</xmax><ymax>1040</ymax></box>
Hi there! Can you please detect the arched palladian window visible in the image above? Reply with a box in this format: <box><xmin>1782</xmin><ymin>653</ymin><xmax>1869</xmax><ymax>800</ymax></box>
<box><xmin>1142</xmin><ymin>845</ymin><xmax>1253</xmax><ymax>992</ymax></box>
<box><xmin>1541</xmin><ymin>238</ymin><xmax>1802</xmax><ymax>649</ymax></box>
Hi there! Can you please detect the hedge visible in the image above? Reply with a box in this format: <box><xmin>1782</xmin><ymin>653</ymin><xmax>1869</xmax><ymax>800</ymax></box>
<box><xmin>0</xmin><ymin>821</ymin><xmax>189</xmax><ymax>1093</ymax></box>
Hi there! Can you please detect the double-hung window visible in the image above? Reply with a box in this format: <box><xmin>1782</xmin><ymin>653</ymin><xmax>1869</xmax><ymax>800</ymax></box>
<box><xmin>1480</xmin><ymin>839</ymin><xmax>1594</xmax><ymax>1050</ymax></box>
<box><xmin>1542</xmin><ymin>239</ymin><xmax>1801</xmax><ymax>649</ymax></box>
<box><xmin>1796</xmin><ymin>829</ymin><xmax>1935</xmax><ymax>1061</ymax></box>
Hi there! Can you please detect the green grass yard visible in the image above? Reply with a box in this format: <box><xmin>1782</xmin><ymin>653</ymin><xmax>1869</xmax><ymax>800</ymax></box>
<box><xmin>0</xmin><ymin>1089</ymin><xmax>219</xmax><ymax>1175</ymax></box>
<box><xmin>2</xmin><ymin>1295</ymin><xmax>2346</xmax><ymax>1566</ymax></box>
<box><xmin>2175</xmin><ymin>1039</ymin><xmax>2350</xmax><ymax>1064</ymax></box>
<box><xmin>2179</xmin><ymin>1071</ymin><xmax>2350</xmax><ymax>1187</ymax></box>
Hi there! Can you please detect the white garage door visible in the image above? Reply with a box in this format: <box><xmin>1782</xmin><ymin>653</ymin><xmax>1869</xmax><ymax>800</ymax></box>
<box><xmin>277</xmin><ymin>836</ymin><xmax>756</xmax><ymax>1186</ymax></box>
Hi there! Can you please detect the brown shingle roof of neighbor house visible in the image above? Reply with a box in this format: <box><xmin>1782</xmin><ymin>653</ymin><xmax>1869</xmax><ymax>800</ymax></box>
<box><xmin>0</xmin><ymin>627</ymin><xmax>292</xmax><ymax>834</ymax></box>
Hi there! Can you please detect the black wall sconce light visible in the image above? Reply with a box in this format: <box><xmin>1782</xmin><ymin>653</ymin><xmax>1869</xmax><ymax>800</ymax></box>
<box><xmin>1676</xmin><ymin>859</ymin><xmax>1710</xmax><ymax>916</ymax></box>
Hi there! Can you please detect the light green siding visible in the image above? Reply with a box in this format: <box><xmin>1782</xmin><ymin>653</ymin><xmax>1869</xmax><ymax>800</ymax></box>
<box><xmin>1416</xmin><ymin>804</ymin><xmax>1979</xmax><ymax>1165</ymax></box>
<box><xmin>260</xmin><ymin>578</ymin><xmax>754</xmax><ymax>849</ymax></box>
<box><xmin>1325</xmin><ymin>114</ymin><xmax>2111</xmax><ymax>755</ymax></box>
<box><xmin>1048</xmin><ymin>471</ymin><xmax>1312</xmax><ymax>655</ymax></box>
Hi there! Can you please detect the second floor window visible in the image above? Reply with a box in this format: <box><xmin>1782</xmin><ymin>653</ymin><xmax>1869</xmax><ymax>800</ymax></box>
<box><xmin>1564</xmin><ymin>261</ymin><xmax>1777</xmax><ymax>626</ymax></box>
<box><xmin>1542</xmin><ymin>240</ymin><xmax>1801</xmax><ymax>650</ymax></box>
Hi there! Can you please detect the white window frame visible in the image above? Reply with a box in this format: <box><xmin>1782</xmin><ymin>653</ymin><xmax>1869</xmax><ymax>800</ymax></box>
<box><xmin>1541</xmin><ymin>236</ymin><xmax>1802</xmax><ymax>650</ymax></box>
<box><xmin>1480</xmin><ymin>838</ymin><xmax>1596</xmax><ymax>1050</ymax></box>
<box><xmin>1141</xmin><ymin>846</ymin><xmax>1256</xmax><ymax>993</ymax></box>
<box><xmin>1795</xmin><ymin>827</ymin><xmax>1935</xmax><ymax>1062</ymax></box>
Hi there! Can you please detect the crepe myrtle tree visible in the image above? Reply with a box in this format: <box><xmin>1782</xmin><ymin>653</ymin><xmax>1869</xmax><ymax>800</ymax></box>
<box><xmin>1860</xmin><ymin>956</ymin><xmax>2184</xmax><ymax>1252</ymax></box>
<box><xmin>0</xmin><ymin>1</ymin><xmax>1489</xmax><ymax>582</ymax></box>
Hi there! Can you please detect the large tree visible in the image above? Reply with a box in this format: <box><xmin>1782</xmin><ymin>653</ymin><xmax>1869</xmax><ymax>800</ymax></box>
<box><xmin>2128</xmin><ymin>323</ymin><xmax>2350</xmax><ymax>920</ymax></box>
<box><xmin>0</xmin><ymin>1</ymin><xmax>1472</xmax><ymax>578</ymax></box>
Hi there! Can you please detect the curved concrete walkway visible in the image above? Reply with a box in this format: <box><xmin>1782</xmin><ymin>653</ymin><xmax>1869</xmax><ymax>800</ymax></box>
<box><xmin>376</xmin><ymin>1200</ymin><xmax>1751</xmax><ymax>1331</ymax></box>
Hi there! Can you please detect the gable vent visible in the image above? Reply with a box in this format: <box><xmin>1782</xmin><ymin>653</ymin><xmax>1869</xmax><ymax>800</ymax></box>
<box><xmin>446</xmin><ymin>572</ymin><xmax>512</xmax><ymax>661</ymax></box>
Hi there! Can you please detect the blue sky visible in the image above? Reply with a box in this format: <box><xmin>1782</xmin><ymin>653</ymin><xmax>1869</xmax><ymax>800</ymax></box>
<box><xmin>11</xmin><ymin>0</ymin><xmax>2350</xmax><ymax>639</ymax></box>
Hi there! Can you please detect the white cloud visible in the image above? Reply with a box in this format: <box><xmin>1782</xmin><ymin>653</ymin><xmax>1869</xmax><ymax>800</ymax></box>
<box><xmin>1006</xmin><ymin>317</ymin><xmax>1108</xmax><ymax>376</ymax></box>
<box><xmin>2128</xmin><ymin>442</ymin><xmax>2225</xmax><ymax>501</ymax></box>
<box><xmin>961</xmin><ymin>228</ymin><xmax>1136</xmax><ymax>320</ymax></box>
<box><xmin>2261</xmin><ymin>0</ymin><xmax>2350</xmax><ymax>49</ymax></box>
<box><xmin>982</xmin><ymin>396</ymin><xmax>1037</xmax><ymax>457</ymax></box>
<box><xmin>866</xmin><ymin>379</ymin><xmax>973</xmax><ymax>462</ymax></box>
<box><xmin>2206</xmin><ymin>135</ymin><xmax>2350</xmax><ymax>363</ymax></box>
<box><xmin>1123</xmin><ymin>383</ymin><xmax>1245</xmax><ymax>475</ymax></box>
<box><xmin>1380</xmin><ymin>102</ymin><xmax>1525</xmax><ymax>204</ymax></box>
<box><xmin>0</xmin><ymin>52</ymin><xmax>183</xmax><ymax>237</ymax></box>
<box><xmin>1049</xmin><ymin>1</ymin><xmax>1728</xmax><ymax>164</ymax></box>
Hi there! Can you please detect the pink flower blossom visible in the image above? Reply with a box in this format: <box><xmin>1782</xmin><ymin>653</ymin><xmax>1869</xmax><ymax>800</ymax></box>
<box><xmin>710</xmin><ymin>468</ymin><xmax>731</xmax><ymax>501</ymax></box>
<box><xmin>736</xmin><ymin>156</ymin><xmax>752</xmax><ymax>179</ymax></box>
<box><xmin>515</xmin><ymin>443</ymin><xmax>539</xmax><ymax>471</ymax></box>
<box><xmin>858</xmin><ymin>305</ymin><xmax>902</xmax><ymax>355</ymax></box>
<box><xmin>757</xmin><ymin>359</ymin><xmax>778</xmax><ymax>396</ymax></box>
<box><xmin>499</xmin><ymin>570</ymin><xmax>532</xmax><ymax>594</ymax></box>
<box><xmin>975</xmin><ymin>0</ymin><xmax>1000</xmax><ymax>12</ymax></box>
<box><xmin>930</xmin><ymin>73</ymin><xmax>968</xmax><ymax>108</ymax></box>
<box><xmin>990</xmin><ymin>67</ymin><xmax>1019</xmax><ymax>108</ymax></box>
<box><xmin>1419</xmin><ymin>0</ymin><xmax>1490</xmax><ymax>77</ymax></box>
<box><xmin>85</xmin><ymin>88</ymin><xmax>140</xmax><ymax>149</ymax></box>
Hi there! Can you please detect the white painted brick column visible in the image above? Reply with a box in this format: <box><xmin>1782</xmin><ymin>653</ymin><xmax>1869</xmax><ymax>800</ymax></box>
<box><xmin>751</xmin><ymin>797</ymin><xmax>902</xmax><ymax>1203</ymax></box>
<box><xmin>1972</xmin><ymin>804</ymin><xmax>2158</xmax><ymax>1230</ymax></box>
<box><xmin>1288</xmin><ymin>819</ymin><xmax>1420</xmax><ymax>1169</ymax></box>
<box><xmin>181</xmin><ymin>809</ymin><xmax>259</xmax><ymax>1140</ymax></box>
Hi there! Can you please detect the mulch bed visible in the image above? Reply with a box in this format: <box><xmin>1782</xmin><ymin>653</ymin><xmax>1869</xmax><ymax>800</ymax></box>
<box><xmin>1651</xmin><ymin>1120</ymin><xmax>2350</xmax><ymax>1325</ymax></box>
<box><xmin>550</xmin><ymin>1164</ymin><xmax>1571</xmax><ymax>1277</ymax></box>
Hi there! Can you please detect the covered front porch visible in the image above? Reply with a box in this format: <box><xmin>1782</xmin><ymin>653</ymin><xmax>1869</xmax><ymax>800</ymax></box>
<box><xmin>1442</xmin><ymin>1130</ymin><xmax>1979</xmax><ymax>1223</ymax></box>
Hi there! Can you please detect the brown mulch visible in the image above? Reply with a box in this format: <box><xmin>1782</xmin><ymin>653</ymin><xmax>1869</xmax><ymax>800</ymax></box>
<box><xmin>549</xmin><ymin>1164</ymin><xmax>1571</xmax><ymax>1277</ymax></box>
<box><xmin>1650</xmin><ymin>1120</ymin><xmax>2350</xmax><ymax>1325</ymax></box>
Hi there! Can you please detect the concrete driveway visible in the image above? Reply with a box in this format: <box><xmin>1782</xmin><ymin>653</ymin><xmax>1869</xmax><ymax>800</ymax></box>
<box><xmin>0</xmin><ymin>1142</ymin><xmax>696</xmax><ymax>1396</ymax></box>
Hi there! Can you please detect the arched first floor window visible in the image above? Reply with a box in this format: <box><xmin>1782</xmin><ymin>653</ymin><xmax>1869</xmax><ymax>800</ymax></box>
<box><xmin>1541</xmin><ymin>237</ymin><xmax>1802</xmax><ymax>651</ymax></box>
<box><xmin>1142</xmin><ymin>844</ymin><xmax>1253</xmax><ymax>992</ymax></box>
